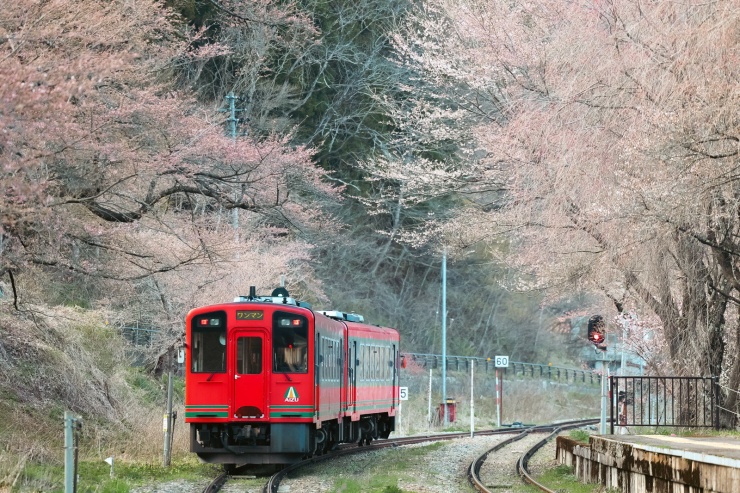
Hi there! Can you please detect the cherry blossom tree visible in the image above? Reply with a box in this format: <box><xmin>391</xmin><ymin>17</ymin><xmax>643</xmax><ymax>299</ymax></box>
<box><xmin>382</xmin><ymin>0</ymin><xmax>739</xmax><ymax>419</ymax></box>
<box><xmin>1</xmin><ymin>0</ymin><xmax>340</xmax><ymax>316</ymax></box>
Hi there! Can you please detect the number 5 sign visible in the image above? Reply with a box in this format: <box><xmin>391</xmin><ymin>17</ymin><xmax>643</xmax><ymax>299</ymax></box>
<box><xmin>494</xmin><ymin>356</ymin><xmax>509</xmax><ymax>368</ymax></box>
<box><xmin>399</xmin><ymin>387</ymin><xmax>409</xmax><ymax>400</ymax></box>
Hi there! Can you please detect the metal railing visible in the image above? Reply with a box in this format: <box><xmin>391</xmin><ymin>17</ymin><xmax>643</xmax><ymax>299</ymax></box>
<box><xmin>118</xmin><ymin>325</ymin><xmax>159</xmax><ymax>347</ymax></box>
<box><xmin>403</xmin><ymin>352</ymin><xmax>598</xmax><ymax>385</ymax></box>
<box><xmin>610</xmin><ymin>376</ymin><xmax>720</xmax><ymax>433</ymax></box>
<box><xmin>115</xmin><ymin>327</ymin><xmax>598</xmax><ymax>386</ymax></box>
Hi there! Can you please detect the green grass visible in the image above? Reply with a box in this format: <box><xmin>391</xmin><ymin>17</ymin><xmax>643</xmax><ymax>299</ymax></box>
<box><xmin>328</xmin><ymin>477</ymin><xmax>411</xmax><ymax>493</ymax></box>
<box><xmin>298</xmin><ymin>441</ymin><xmax>447</xmax><ymax>493</ymax></box>
<box><xmin>516</xmin><ymin>464</ymin><xmax>606</xmax><ymax>493</ymax></box>
<box><xmin>10</xmin><ymin>458</ymin><xmax>217</xmax><ymax>492</ymax></box>
<box><xmin>642</xmin><ymin>427</ymin><xmax>740</xmax><ymax>437</ymax></box>
<box><xmin>126</xmin><ymin>368</ymin><xmax>167</xmax><ymax>405</ymax></box>
<box><xmin>569</xmin><ymin>429</ymin><xmax>591</xmax><ymax>444</ymax></box>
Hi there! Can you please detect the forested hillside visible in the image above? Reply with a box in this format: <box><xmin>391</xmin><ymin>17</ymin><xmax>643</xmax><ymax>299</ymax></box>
<box><xmin>2</xmin><ymin>0</ymin><xmax>739</xmax><ymax>435</ymax></box>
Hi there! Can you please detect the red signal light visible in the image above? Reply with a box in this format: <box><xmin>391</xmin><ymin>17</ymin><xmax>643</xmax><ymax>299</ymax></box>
<box><xmin>587</xmin><ymin>314</ymin><xmax>607</xmax><ymax>349</ymax></box>
<box><xmin>291</xmin><ymin>319</ymin><xmax>301</xmax><ymax>326</ymax></box>
<box><xmin>199</xmin><ymin>319</ymin><xmax>209</xmax><ymax>326</ymax></box>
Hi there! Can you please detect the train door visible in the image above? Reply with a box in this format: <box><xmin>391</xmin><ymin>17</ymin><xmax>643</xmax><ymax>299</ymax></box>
<box><xmin>232</xmin><ymin>329</ymin><xmax>268</xmax><ymax>418</ymax></box>
<box><xmin>347</xmin><ymin>340</ymin><xmax>357</xmax><ymax>414</ymax></box>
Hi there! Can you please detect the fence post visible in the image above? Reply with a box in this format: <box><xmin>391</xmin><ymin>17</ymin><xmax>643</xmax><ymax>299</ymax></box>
<box><xmin>163</xmin><ymin>349</ymin><xmax>175</xmax><ymax>467</ymax></box>
<box><xmin>610</xmin><ymin>376</ymin><xmax>615</xmax><ymax>435</ymax></box>
<box><xmin>713</xmin><ymin>376</ymin><xmax>721</xmax><ymax>431</ymax></box>
<box><xmin>64</xmin><ymin>411</ymin><xmax>81</xmax><ymax>493</ymax></box>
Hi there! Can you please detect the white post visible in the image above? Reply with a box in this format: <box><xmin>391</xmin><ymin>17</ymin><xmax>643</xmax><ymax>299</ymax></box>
<box><xmin>427</xmin><ymin>368</ymin><xmax>433</xmax><ymax>427</ymax></box>
<box><xmin>620</xmin><ymin>315</ymin><xmax>628</xmax><ymax>376</ymax></box>
<box><xmin>495</xmin><ymin>370</ymin><xmax>501</xmax><ymax>428</ymax></box>
<box><xmin>64</xmin><ymin>412</ymin><xmax>75</xmax><ymax>493</ymax></box>
<box><xmin>600</xmin><ymin>351</ymin><xmax>608</xmax><ymax>434</ymax></box>
<box><xmin>64</xmin><ymin>411</ymin><xmax>81</xmax><ymax>493</ymax></box>
<box><xmin>104</xmin><ymin>456</ymin><xmax>114</xmax><ymax>479</ymax></box>
<box><xmin>163</xmin><ymin>354</ymin><xmax>174</xmax><ymax>467</ymax></box>
<box><xmin>470</xmin><ymin>361</ymin><xmax>475</xmax><ymax>438</ymax></box>
<box><xmin>398</xmin><ymin>401</ymin><xmax>403</xmax><ymax>437</ymax></box>
<box><xmin>441</xmin><ymin>249</ymin><xmax>448</xmax><ymax>425</ymax></box>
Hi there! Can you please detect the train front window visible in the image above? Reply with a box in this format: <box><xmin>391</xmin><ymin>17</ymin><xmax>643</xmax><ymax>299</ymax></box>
<box><xmin>191</xmin><ymin>312</ymin><xmax>226</xmax><ymax>373</ymax></box>
<box><xmin>273</xmin><ymin>313</ymin><xmax>308</xmax><ymax>373</ymax></box>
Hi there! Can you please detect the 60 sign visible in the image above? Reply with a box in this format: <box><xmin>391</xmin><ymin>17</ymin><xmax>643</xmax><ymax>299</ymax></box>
<box><xmin>494</xmin><ymin>356</ymin><xmax>509</xmax><ymax>368</ymax></box>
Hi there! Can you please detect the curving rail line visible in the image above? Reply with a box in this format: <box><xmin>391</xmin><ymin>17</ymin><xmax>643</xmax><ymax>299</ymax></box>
<box><xmin>201</xmin><ymin>431</ymin><xmax>502</xmax><ymax>493</ymax></box>
<box><xmin>263</xmin><ymin>429</ymin><xmax>524</xmax><ymax>493</ymax></box>
<box><xmin>202</xmin><ymin>419</ymin><xmax>598</xmax><ymax>493</ymax></box>
<box><xmin>468</xmin><ymin>418</ymin><xmax>598</xmax><ymax>493</ymax></box>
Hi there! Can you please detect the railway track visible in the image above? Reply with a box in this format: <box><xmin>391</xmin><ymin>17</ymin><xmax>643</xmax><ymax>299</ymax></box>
<box><xmin>202</xmin><ymin>419</ymin><xmax>597</xmax><ymax>493</ymax></box>
<box><xmin>468</xmin><ymin>418</ymin><xmax>598</xmax><ymax>493</ymax></box>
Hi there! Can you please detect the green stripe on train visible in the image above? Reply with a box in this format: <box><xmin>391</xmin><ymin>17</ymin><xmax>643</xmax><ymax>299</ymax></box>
<box><xmin>270</xmin><ymin>412</ymin><xmax>314</xmax><ymax>418</ymax></box>
<box><xmin>185</xmin><ymin>412</ymin><xmax>229</xmax><ymax>418</ymax></box>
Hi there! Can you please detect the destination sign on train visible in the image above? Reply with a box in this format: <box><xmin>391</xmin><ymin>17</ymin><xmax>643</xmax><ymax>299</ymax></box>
<box><xmin>236</xmin><ymin>310</ymin><xmax>264</xmax><ymax>320</ymax></box>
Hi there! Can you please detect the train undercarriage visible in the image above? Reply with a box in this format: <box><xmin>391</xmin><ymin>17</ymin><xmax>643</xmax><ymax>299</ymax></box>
<box><xmin>191</xmin><ymin>414</ymin><xmax>395</xmax><ymax>465</ymax></box>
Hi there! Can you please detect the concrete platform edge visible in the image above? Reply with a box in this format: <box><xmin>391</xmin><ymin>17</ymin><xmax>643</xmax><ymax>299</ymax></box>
<box><xmin>556</xmin><ymin>435</ymin><xmax>740</xmax><ymax>493</ymax></box>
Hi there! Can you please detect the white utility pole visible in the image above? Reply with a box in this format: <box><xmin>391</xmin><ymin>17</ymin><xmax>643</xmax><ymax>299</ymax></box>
<box><xmin>441</xmin><ymin>249</ymin><xmax>448</xmax><ymax>425</ymax></box>
<box><xmin>470</xmin><ymin>361</ymin><xmax>475</xmax><ymax>438</ymax></box>
<box><xmin>427</xmin><ymin>368</ymin><xmax>433</xmax><ymax>427</ymax></box>
<box><xmin>600</xmin><ymin>350</ymin><xmax>608</xmax><ymax>434</ymax></box>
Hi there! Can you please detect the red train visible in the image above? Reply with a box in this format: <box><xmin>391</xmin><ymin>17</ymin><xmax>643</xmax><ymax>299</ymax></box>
<box><xmin>184</xmin><ymin>287</ymin><xmax>401</xmax><ymax>466</ymax></box>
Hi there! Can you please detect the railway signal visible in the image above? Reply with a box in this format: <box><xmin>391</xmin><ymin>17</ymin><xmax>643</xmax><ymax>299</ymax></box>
<box><xmin>587</xmin><ymin>315</ymin><xmax>607</xmax><ymax>351</ymax></box>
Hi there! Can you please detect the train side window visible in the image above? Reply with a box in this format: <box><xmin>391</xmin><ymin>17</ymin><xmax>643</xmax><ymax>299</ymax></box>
<box><xmin>337</xmin><ymin>338</ymin><xmax>343</xmax><ymax>381</ymax></box>
<box><xmin>389</xmin><ymin>346</ymin><xmax>393</xmax><ymax>380</ymax></box>
<box><xmin>382</xmin><ymin>346</ymin><xmax>386</xmax><ymax>380</ymax></box>
<box><xmin>386</xmin><ymin>346</ymin><xmax>391</xmax><ymax>380</ymax></box>
<box><xmin>191</xmin><ymin>312</ymin><xmax>227</xmax><ymax>373</ymax></box>
<box><xmin>383</xmin><ymin>346</ymin><xmax>388</xmax><ymax>380</ymax></box>
<box><xmin>369</xmin><ymin>346</ymin><xmax>374</xmax><ymax>381</ymax></box>
<box><xmin>359</xmin><ymin>344</ymin><xmax>365</xmax><ymax>381</ymax></box>
<box><xmin>329</xmin><ymin>340</ymin><xmax>334</xmax><ymax>381</ymax></box>
<box><xmin>374</xmin><ymin>346</ymin><xmax>379</xmax><ymax>380</ymax></box>
<box><xmin>331</xmin><ymin>338</ymin><xmax>338</xmax><ymax>381</ymax></box>
<box><xmin>236</xmin><ymin>337</ymin><xmax>262</xmax><ymax>374</ymax></box>
<box><xmin>370</xmin><ymin>346</ymin><xmax>374</xmax><ymax>380</ymax></box>
<box><xmin>333</xmin><ymin>340</ymin><xmax>338</xmax><ymax>381</ymax></box>
<box><xmin>332</xmin><ymin>339</ymin><xmax>337</xmax><ymax>381</ymax></box>
<box><xmin>363</xmin><ymin>345</ymin><xmax>369</xmax><ymax>381</ymax></box>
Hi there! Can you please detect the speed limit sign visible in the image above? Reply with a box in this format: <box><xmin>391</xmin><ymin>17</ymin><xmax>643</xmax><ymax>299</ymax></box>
<box><xmin>494</xmin><ymin>356</ymin><xmax>509</xmax><ymax>368</ymax></box>
<box><xmin>399</xmin><ymin>387</ymin><xmax>409</xmax><ymax>400</ymax></box>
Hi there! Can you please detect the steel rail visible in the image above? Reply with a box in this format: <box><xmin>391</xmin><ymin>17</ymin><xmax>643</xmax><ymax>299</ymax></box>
<box><xmin>517</xmin><ymin>419</ymin><xmax>598</xmax><ymax>493</ymax></box>
<box><xmin>468</xmin><ymin>428</ymin><xmax>533</xmax><ymax>492</ymax></box>
<box><xmin>201</xmin><ymin>469</ymin><xmax>230</xmax><ymax>493</ymax></box>
<box><xmin>202</xmin><ymin>420</ymin><xmax>597</xmax><ymax>493</ymax></box>
<box><xmin>263</xmin><ymin>428</ymin><xmax>529</xmax><ymax>493</ymax></box>
<box><xmin>468</xmin><ymin>419</ymin><xmax>598</xmax><ymax>493</ymax></box>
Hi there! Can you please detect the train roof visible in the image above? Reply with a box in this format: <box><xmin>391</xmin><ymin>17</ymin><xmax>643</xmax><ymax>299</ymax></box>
<box><xmin>344</xmin><ymin>320</ymin><xmax>399</xmax><ymax>339</ymax></box>
<box><xmin>187</xmin><ymin>287</ymin><xmax>399</xmax><ymax>336</ymax></box>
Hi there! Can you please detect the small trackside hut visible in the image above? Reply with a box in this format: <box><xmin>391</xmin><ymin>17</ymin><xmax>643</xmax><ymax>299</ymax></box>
<box><xmin>184</xmin><ymin>287</ymin><xmax>401</xmax><ymax>466</ymax></box>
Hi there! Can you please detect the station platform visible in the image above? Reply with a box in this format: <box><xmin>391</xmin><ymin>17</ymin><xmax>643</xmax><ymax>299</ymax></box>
<box><xmin>556</xmin><ymin>433</ymin><xmax>740</xmax><ymax>492</ymax></box>
<box><xmin>615</xmin><ymin>434</ymin><xmax>740</xmax><ymax>464</ymax></box>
